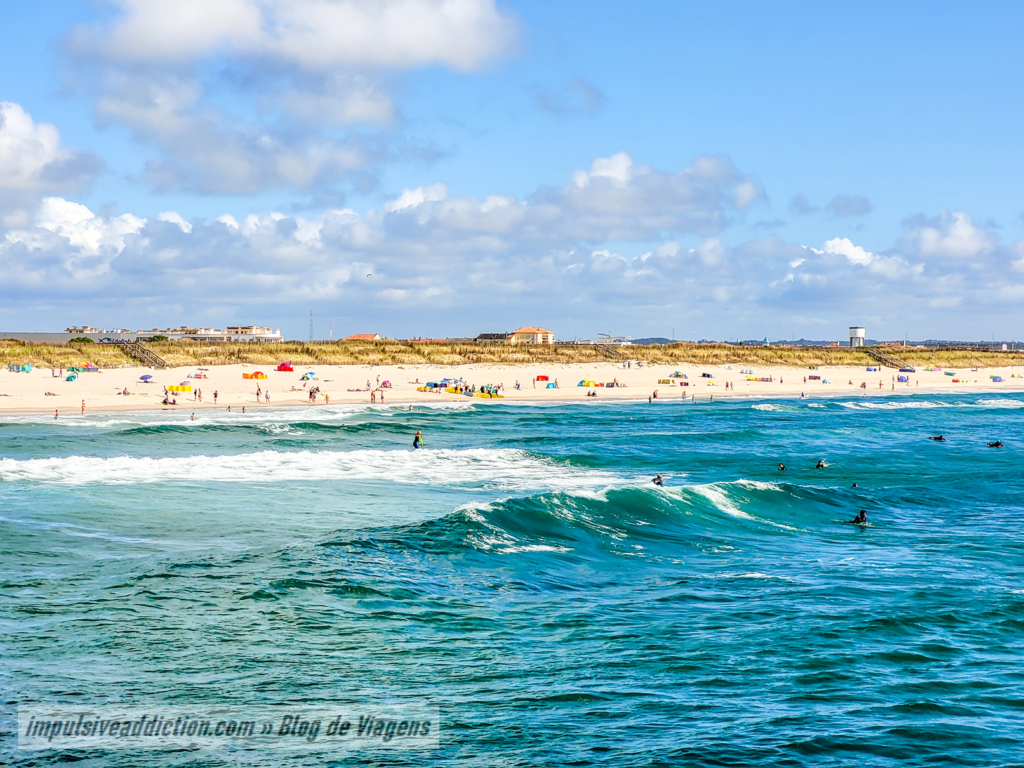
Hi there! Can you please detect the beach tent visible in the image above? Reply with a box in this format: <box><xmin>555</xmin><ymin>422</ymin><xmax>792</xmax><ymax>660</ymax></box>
<box><xmin>546</xmin><ymin>382</ymin><xmax>557</xmax><ymax>389</ymax></box>
<box><xmin>301</xmin><ymin>372</ymin><xmax>316</xmax><ymax>380</ymax></box>
<box><xmin>899</xmin><ymin>368</ymin><xmax>916</xmax><ymax>373</ymax></box>
<box><xmin>381</xmin><ymin>380</ymin><xmax>392</xmax><ymax>388</ymax></box>
<box><xmin>897</xmin><ymin>375</ymin><xmax>908</xmax><ymax>383</ymax></box>
<box><xmin>578</xmin><ymin>379</ymin><xmax>596</xmax><ymax>387</ymax></box>
<box><xmin>65</xmin><ymin>374</ymin><xmax>77</xmax><ymax>381</ymax></box>
<box><xmin>536</xmin><ymin>375</ymin><xmax>549</xmax><ymax>381</ymax></box>
<box><xmin>180</xmin><ymin>381</ymin><xmax>190</xmax><ymax>386</ymax></box>
<box><xmin>276</xmin><ymin>363</ymin><xmax>293</xmax><ymax>372</ymax></box>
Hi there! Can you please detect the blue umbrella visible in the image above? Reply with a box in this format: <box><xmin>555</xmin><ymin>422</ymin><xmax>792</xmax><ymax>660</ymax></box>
<box><xmin>140</xmin><ymin>374</ymin><xmax>153</xmax><ymax>380</ymax></box>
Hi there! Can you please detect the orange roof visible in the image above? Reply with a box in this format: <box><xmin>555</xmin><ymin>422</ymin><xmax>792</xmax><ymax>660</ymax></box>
<box><xmin>512</xmin><ymin>327</ymin><xmax>553</xmax><ymax>335</ymax></box>
<box><xmin>344</xmin><ymin>333</ymin><xmax>380</xmax><ymax>341</ymax></box>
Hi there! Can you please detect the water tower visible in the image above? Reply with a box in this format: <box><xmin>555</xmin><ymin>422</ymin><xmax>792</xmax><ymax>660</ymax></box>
<box><xmin>849</xmin><ymin>326</ymin><xmax>866</xmax><ymax>348</ymax></box>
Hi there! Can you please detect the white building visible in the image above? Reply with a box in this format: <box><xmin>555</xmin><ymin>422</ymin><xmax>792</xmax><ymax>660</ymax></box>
<box><xmin>849</xmin><ymin>327</ymin><xmax>866</xmax><ymax>347</ymax></box>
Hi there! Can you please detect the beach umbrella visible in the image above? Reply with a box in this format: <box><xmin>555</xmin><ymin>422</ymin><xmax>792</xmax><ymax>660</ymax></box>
<box><xmin>140</xmin><ymin>374</ymin><xmax>152</xmax><ymax>380</ymax></box>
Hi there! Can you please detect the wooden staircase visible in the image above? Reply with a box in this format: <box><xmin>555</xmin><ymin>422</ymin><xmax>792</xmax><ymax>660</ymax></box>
<box><xmin>861</xmin><ymin>346</ymin><xmax>910</xmax><ymax>369</ymax></box>
<box><xmin>123</xmin><ymin>341</ymin><xmax>169</xmax><ymax>368</ymax></box>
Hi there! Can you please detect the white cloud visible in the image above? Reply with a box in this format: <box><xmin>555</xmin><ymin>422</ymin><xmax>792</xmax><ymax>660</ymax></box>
<box><xmin>384</xmin><ymin>183</ymin><xmax>449</xmax><ymax>212</ymax></box>
<box><xmin>574</xmin><ymin>152</ymin><xmax>634</xmax><ymax>186</ymax></box>
<box><xmin>72</xmin><ymin>0</ymin><xmax>518</xmax><ymax>72</ymax></box>
<box><xmin>0</xmin><ymin>102</ymin><xmax>102</xmax><ymax>192</ymax></box>
<box><xmin>157</xmin><ymin>211</ymin><xmax>192</xmax><ymax>233</ymax></box>
<box><xmin>3</xmin><ymin>164</ymin><xmax>1022</xmax><ymax>338</ymax></box>
<box><xmin>64</xmin><ymin>1</ymin><xmax>517</xmax><ymax>195</ymax></box>
<box><xmin>902</xmin><ymin>210</ymin><xmax>995</xmax><ymax>258</ymax></box>
<box><xmin>734</xmin><ymin>181</ymin><xmax>759</xmax><ymax>209</ymax></box>
<box><xmin>823</xmin><ymin>236</ymin><xmax>875</xmax><ymax>265</ymax></box>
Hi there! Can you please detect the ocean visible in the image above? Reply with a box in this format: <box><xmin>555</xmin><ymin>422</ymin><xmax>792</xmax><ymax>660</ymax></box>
<box><xmin>2</xmin><ymin>393</ymin><xmax>1023</xmax><ymax>766</ymax></box>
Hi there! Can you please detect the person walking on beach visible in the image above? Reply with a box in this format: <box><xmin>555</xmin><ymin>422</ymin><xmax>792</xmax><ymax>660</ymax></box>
<box><xmin>214</xmin><ymin>391</ymin><xmax>218</xmax><ymax>404</ymax></box>
<box><xmin>256</xmin><ymin>385</ymin><xmax>262</xmax><ymax>403</ymax></box>
<box><xmin>265</xmin><ymin>391</ymin><xmax>270</xmax><ymax>405</ymax></box>
<box><xmin>81</xmin><ymin>400</ymin><xmax>85</xmax><ymax>415</ymax></box>
<box><xmin>55</xmin><ymin>409</ymin><xmax>59</xmax><ymax>419</ymax></box>
<box><xmin>370</xmin><ymin>391</ymin><xmax>376</xmax><ymax>403</ymax></box>
<box><xmin>413</xmin><ymin>430</ymin><xmax>423</xmax><ymax>449</ymax></box>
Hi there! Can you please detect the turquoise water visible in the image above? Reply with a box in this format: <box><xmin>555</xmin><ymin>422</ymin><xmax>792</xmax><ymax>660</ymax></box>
<box><xmin>3</xmin><ymin>394</ymin><xmax>1024</xmax><ymax>766</ymax></box>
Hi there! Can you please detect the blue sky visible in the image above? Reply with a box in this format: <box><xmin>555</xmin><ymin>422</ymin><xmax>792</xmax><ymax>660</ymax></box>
<box><xmin>1</xmin><ymin>1</ymin><xmax>1022</xmax><ymax>340</ymax></box>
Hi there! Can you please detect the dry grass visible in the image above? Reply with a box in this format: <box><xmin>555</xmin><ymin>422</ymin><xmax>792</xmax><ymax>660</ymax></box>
<box><xmin>2</xmin><ymin>338</ymin><xmax>1020</xmax><ymax>370</ymax></box>
<box><xmin>0</xmin><ymin>340</ymin><xmax>136</xmax><ymax>369</ymax></box>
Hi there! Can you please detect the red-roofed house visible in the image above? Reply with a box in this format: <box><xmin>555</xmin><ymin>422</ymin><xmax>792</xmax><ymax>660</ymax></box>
<box><xmin>344</xmin><ymin>333</ymin><xmax>381</xmax><ymax>341</ymax></box>
<box><xmin>509</xmin><ymin>327</ymin><xmax>554</xmax><ymax>345</ymax></box>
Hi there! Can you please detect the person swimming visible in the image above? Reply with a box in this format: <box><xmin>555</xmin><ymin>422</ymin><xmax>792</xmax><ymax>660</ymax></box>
<box><xmin>652</xmin><ymin>473</ymin><xmax>664</xmax><ymax>487</ymax></box>
<box><xmin>847</xmin><ymin>510</ymin><xmax>867</xmax><ymax>525</ymax></box>
<box><xmin>987</xmin><ymin>440</ymin><xmax>1004</xmax><ymax>448</ymax></box>
<box><xmin>816</xmin><ymin>460</ymin><xmax>826</xmax><ymax>469</ymax></box>
<box><xmin>413</xmin><ymin>430</ymin><xmax>423</xmax><ymax>449</ymax></box>
<box><xmin>778</xmin><ymin>463</ymin><xmax>786</xmax><ymax>471</ymax></box>
<box><xmin>929</xmin><ymin>435</ymin><xmax>947</xmax><ymax>442</ymax></box>
<box><xmin>852</xmin><ymin>483</ymin><xmax>858</xmax><ymax>488</ymax></box>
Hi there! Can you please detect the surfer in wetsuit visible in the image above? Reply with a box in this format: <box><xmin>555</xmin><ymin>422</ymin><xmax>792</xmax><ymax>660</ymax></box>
<box><xmin>413</xmin><ymin>430</ymin><xmax>423</xmax><ymax>449</ymax></box>
<box><xmin>816</xmin><ymin>460</ymin><xmax>826</xmax><ymax>469</ymax></box>
<box><xmin>778</xmin><ymin>463</ymin><xmax>786</xmax><ymax>471</ymax></box>
<box><xmin>847</xmin><ymin>510</ymin><xmax>867</xmax><ymax>525</ymax></box>
<box><xmin>987</xmin><ymin>440</ymin><xmax>1004</xmax><ymax>448</ymax></box>
<box><xmin>929</xmin><ymin>435</ymin><xmax>947</xmax><ymax>442</ymax></box>
<box><xmin>652</xmin><ymin>473</ymin><xmax>664</xmax><ymax>487</ymax></box>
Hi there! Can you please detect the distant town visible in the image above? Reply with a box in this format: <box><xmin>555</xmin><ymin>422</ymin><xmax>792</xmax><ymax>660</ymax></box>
<box><xmin>0</xmin><ymin>325</ymin><xmax>1017</xmax><ymax>352</ymax></box>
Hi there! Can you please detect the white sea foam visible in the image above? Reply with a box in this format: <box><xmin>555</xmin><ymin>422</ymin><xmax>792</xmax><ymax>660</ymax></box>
<box><xmin>0</xmin><ymin>448</ymin><xmax>624</xmax><ymax>491</ymax></box>
<box><xmin>690</xmin><ymin>483</ymin><xmax>798</xmax><ymax>530</ymax></box>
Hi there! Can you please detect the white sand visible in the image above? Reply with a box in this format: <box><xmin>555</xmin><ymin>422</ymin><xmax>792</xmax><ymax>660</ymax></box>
<box><xmin>2</xmin><ymin>360</ymin><xmax>1024</xmax><ymax>415</ymax></box>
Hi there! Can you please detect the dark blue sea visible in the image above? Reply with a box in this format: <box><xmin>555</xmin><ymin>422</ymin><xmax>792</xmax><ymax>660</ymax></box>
<box><xmin>3</xmin><ymin>394</ymin><xmax>1024</xmax><ymax>766</ymax></box>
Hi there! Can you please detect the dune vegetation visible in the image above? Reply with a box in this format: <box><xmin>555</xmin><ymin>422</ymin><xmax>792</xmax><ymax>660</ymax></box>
<box><xmin>2</xmin><ymin>338</ymin><xmax>1021</xmax><ymax>371</ymax></box>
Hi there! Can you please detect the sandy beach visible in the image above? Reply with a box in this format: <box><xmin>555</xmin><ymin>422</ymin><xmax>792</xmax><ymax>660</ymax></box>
<box><xmin>3</xmin><ymin>360</ymin><xmax>1023</xmax><ymax>415</ymax></box>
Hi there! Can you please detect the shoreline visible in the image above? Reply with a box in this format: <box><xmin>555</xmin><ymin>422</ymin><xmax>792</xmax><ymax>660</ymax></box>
<box><xmin>1</xmin><ymin>359</ymin><xmax>1023</xmax><ymax>418</ymax></box>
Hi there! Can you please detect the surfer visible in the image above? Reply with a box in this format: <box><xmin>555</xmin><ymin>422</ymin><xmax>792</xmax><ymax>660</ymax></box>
<box><xmin>987</xmin><ymin>440</ymin><xmax>1004</xmax><ymax>448</ymax></box>
<box><xmin>852</xmin><ymin>483</ymin><xmax>858</xmax><ymax>488</ymax></box>
<box><xmin>778</xmin><ymin>463</ymin><xmax>786</xmax><ymax>471</ymax></box>
<box><xmin>652</xmin><ymin>473</ymin><xmax>664</xmax><ymax>487</ymax></box>
<box><xmin>413</xmin><ymin>430</ymin><xmax>423</xmax><ymax>449</ymax></box>
<box><xmin>929</xmin><ymin>435</ymin><xmax>947</xmax><ymax>442</ymax></box>
<box><xmin>816</xmin><ymin>460</ymin><xmax>826</xmax><ymax>469</ymax></box>
<box><xmin>847</xmin><ymin>510</ymin><xmax>867</xmax><ymax>525</ymax></box>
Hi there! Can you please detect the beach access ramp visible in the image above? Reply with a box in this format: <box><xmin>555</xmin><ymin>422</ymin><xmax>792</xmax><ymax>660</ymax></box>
<box><xmin>861</xmin><ymin>346</ymin><xmax>910</xmax><ymax>370</ymax></box>
<box><xmin>122</xmin><ymin>341</ymin><xmax>169</xmax><ymax>369</ymax></box>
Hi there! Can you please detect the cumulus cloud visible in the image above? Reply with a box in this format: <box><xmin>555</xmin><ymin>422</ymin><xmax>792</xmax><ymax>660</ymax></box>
<box><xmin>0</xmin><ymin>102</ymin><xmax>103</xmax><ymax>193</ymax></box>
<box><xmin>901</xmin><ymin>210</ymin><xmax>996</xmax><ymax>258</ymax></box>
<box><xmin>3</xmin><ymin>159</ymin><xmax>1022</xmax><ymax>337</ymax></box>
<box><xmin>63</xmin><ymin>0</ymin><xmax>518</xmax><ymax>195</ymax></box>
<box><xmin>827</xmin><ymin>194</ymin><xmax>872</xmax><ymax>217</ymax></box>
<box><xmin>0</xmin><ymin>152</ymin><xmax>763</xmax><ymax>318</ymax></box>
<box><xmin>69</xmin><ymin>0</ymin><xmax>518</xmax><ymax>72</ymax></box>
<box><xmin>533</xmin><ymin>78</ymin><xmax>605</xmax><ymax>116</ymax></box>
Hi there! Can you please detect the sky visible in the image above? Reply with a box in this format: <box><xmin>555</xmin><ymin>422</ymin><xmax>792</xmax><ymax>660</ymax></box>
<box><xmin>1</xmin><ymin>0</ymin><xmax>1022</xmax><ymax>341</ymax></box>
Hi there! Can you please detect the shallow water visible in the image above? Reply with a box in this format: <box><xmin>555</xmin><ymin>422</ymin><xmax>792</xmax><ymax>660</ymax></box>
<box><xmin>3</xmin><ymin>394</ymin><xmax>1024</xmax><ymax>766</ymax></box>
